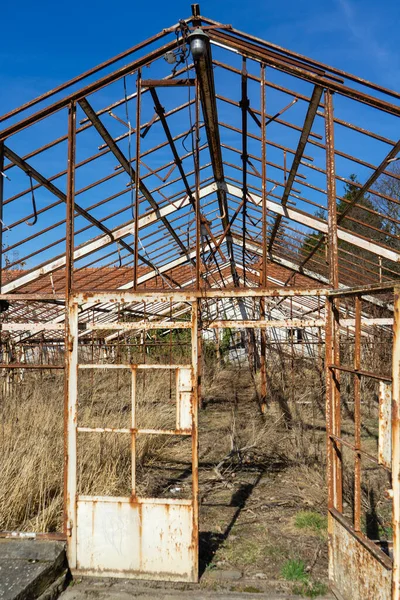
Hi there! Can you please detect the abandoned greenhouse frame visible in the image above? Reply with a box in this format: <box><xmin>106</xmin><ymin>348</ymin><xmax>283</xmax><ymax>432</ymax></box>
<box><xmin>0</xmin><ymin>4</ymin><xmax>400</xmax><ymax>599</ymax></box>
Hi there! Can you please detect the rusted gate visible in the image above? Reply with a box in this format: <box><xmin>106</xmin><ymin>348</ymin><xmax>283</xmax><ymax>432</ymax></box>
<box><xmin>326</xmin><ymin>286</ymin><xmax>398</xmax><ymax>600</ymax></box>
<box><xmin>65</xmin><ymin>293</ymin><xmax>199</xmax><ymax>581</ymax></box>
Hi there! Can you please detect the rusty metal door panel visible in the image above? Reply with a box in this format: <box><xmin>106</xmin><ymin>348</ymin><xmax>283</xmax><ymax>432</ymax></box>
<box><xmin>76</xmin><ymin>498</ymin><xmax>195</xmax><ymax>580</ymax></box>
<box><xmin>330</xmin><ymin>511</ymin><xmax>392</xmax><ymax>600</ymax></box>
<box><xmin>67</xmin><ymin>297</ymin><xmax>199</xmax><ymax>582</ymax></box>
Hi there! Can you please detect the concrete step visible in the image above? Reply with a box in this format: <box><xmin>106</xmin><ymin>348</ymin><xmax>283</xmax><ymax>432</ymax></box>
<box><xmin>0</xmin><ymin>539</ymin><xmax>68</xmax><ymax>600</ymax></box>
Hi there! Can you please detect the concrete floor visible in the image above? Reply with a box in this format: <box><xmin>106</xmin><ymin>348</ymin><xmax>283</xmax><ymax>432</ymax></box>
<box><xmin>60</xmin><ymin>578</ymin><xmax>335</xmax><ymax>599</ymax></box>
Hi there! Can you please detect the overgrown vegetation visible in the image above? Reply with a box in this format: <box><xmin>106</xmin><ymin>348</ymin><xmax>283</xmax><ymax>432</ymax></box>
<box><xmin>0</xmin><ymin>329</ymin><xmax>391</xmax><ymax>594</ymax></box>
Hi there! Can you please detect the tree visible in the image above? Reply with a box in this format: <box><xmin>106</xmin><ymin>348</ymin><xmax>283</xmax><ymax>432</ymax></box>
<box><xmin>370</xmin><ymin>162</ymin><xmax>400</xmax><ymax>278</ymax></box>
<box><xmin>301</xmin><ymin>175</ymin><xmax>387</xmax><ymax>279</ymax></box>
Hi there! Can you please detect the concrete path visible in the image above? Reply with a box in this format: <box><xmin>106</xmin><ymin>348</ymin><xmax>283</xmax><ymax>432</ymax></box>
<box><xmin>60</xmin><ymin>578</ymin><xmax>335</xmax><ymax>599</ymax></box>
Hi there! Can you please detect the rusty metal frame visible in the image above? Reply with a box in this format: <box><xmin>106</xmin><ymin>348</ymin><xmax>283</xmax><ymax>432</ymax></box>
<box><xmin>0</xmin><ymin>3</ymin><xmax>399</xmax><ymax>596</ymax></box>
<box><xmin>65</xmin><ymin>294</ymin><xmax>199</xmax><ymax>581</ymax></box>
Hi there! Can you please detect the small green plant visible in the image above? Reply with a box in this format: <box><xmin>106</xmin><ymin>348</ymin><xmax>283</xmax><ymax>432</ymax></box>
<box><xmin>294</xmin><ymin>511</ymin><xmax>327</xmax><ymax>537</ymax></box>
<box><xmin>281</xmin><ymin>559</ymin><xmax>308</xmax><ymax>582</ymax></box>
<box><xmin>293</xmin><ymin>580</ymin><xmax>328</xmax><ymax>598</ymax></box>
<box><xmin>282</xmin><ymin>558</ymin><xmax>328</xmax><ymax>598</ymax></box>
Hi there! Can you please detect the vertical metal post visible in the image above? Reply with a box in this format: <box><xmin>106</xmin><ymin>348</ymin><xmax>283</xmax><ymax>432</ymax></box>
<box><xmin>133</xmin><ymin>70</ymin><xmax>141</xmax><ymax>290</ymax></box>
<box><xmin>324</xmin><ymin>89</ymin><xmax>341</xmax><ymax>587</ymax></box>
<box><xmin>195</xmin><ymin>79</ymin><xmax>201</xmax><ymax>290</ymax></box>
<box><xmin>131</xmin><ymin>366</ymin><xmax>137</xmax><ymax>494</ymax></box>
<box><xmin>392</xmin><ymin>287</ymin><xmax>400</xmax><ymax>600</ymax></box>
<box><xmin>64</xmin><ymin>100</ymin><xmax>77</xmax><ymax>567</ymax></box>
<box><xmin>325</xmin><ymin>90</ymin><xmax>339</xmax><ymax>289</ymax></box>
<box><xmin>241</xmin><ymin>57</ymin><xmax>248</xmax><ymax>285</ymax></box>
<box><xmin>259</xmin><ymin>65</ymin><xmax>268</xmax><ymax>411</ymax></box>
<box><xmin>325</xmin><ymin>295</ymin><xmax>334</xmax><ymax>588</ymax></box>
<box><xmin>260</xmin><ymin>296</ymin><xmax>267</xmax><ymax>413</ymax></box>
<box><xmin>0</xmin><ymin>141</ymin><xmax>4</xmax><ymax>295</ymax></box>
<box><xmin>325</xmin><ymin>89</ymin><xmax>342</xmax><ymax>507</ymax></box>
<box><xmin>354</xmin><ymin>295</ymin><xmax>362</xmax><ymax>531</ymax></box>
<box><xmin>0</xmin><ymin>142</ymin><xmax>4</xmax><ymax>361</ymax></box>
<box><xmin>65</xmin><ymin>102</ymin><xmax>75</xmax><ymax>297</ymax></box>
<box><xmin>191</xmin><ymin>300</ymin><xmax>199</xmax><ymax>581</ymax></box>
<box><xmin>261</xmin><ymin>64</ymin><xmax>267</xmax><ymax>287</ymax></box>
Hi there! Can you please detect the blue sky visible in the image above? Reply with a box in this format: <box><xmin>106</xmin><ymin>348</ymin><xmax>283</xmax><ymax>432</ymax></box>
<box><xmin>1</xmin><ymin>0</ymin><xmax>399</xmax><ymax>116</ymax></box>
<box><xmin>0</xmin><ymin>0</ymin><xmax>399</xmax><ymax>274</ymax></box>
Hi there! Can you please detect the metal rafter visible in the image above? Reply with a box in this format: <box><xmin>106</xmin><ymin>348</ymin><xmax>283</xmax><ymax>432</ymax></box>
<box><xmin>268</xmin><ymin>84</ymin><xmax>323</xmax><ymax>252</ymax></box>
<box><xmin>78</xmin><ymin>96</ymin><xmax>192</xmax><ymax>262</ymax></box>
<box><xmin>190</xmin><ymin>26</ymin><xmax>239</xmax><ymax>285</ymax></box>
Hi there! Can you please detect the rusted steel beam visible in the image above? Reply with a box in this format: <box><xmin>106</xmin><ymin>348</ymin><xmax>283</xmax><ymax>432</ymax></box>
<box><xmin>202</xmin><ymin>14</ymin><xmax>400</xmax><ymax>104</ymax></box>
<box><xmin>240</xmin><ymin>57</ymin><xmax>249</xmax><ymax>284</ymax></box>
<box><xmin>64</xmin><ymin>103</ymin><xmax>75</xmax><ymax>541</ymax></box>
<box><xmin>65</xmin><ymin>299</ymin><xmax>77</xmax><ymax>566</ymax></box>
<box><xmin>214</xmin><ymin>57</ymin><xmax>400</xmax><ymax>148</ymax></box>
<box><xmin>191</xmin><ymin>300</ymin><xmax>199</xmax><ymax>579</ymax></box>
<box><xmin>260</xmin><ymin>65</ymin><xmax>267</xmax><ymax>289</ymax></box>
<box><xmin>194</xmin><ymin>83</ymin><xmax>202</xmax><ymax>291</ymax></box>
<box><xmin>66</xmin><ymin>102</ymin><xmax>76</xmax><ymax>297</ymax></box>
<box><xmin>329</xmin><ymin>507</ymin><xmax>393</xmax><ymax>569</ymax></box>
<box><xmin>71</xmin><ymin>288</ymin><xmax>327</xmax><ymax>308</ymax></box>
<box><xmin>217</xmin><ymin>93</ymin><xmax>321</xmax><ymax>141</ymax></box>
<box><xmin>392</xmin><ymin>287</ymin><xmax>400</xmax><ymax>600</ymax></box>
<box><xmin>189</xmin><ymin>28</ymin><xmax>237</xmax><ymax>284</ymax></box>
<box><xmin>297</xmin><ymin>136</ymin><xmax>400</xmax><ymax>272</ymax></box>
<box><xmin>0</xmin><ymin>184</ymin><xmax>218</xmax><ymax>295</ymax></box>
<box><xmin>325</xmin><ymin>91</ymin><xmax>339</xmax><ymax>290</ymax></box>
<box><xmin>78</xmin><ymin>96</ymin><xmax>191</xmax><ymax>262</ymax></box>
<box><xmin>226</xmin><ymin>182</ymin><xmax>400</xmax><ymax>263</ymax></box>
<box><xmin>210</xmin><ymin>29</ymin><xmax>400</xmax><ymax>117</ymax></box>
<box><xmin>268</xmin><ymin>85</ymin><xmax>323</xmax><ymax>252</ymax></box>
<box><xmin>0</xmin><ymin>36</ymin><xmax>185</xmax><ymax>141</ymax></box>
<box><xmin>0</xmin><ymin>363</ymin><xmax>64</xmax><ymax>369</ymax></box>
<box><xmin>79</xmin><ymin>63</ymin><xmax>194</xmax><ymax>126</ymax></box>
<box><xmin>133</xmin><ymin>70</ymin><xmax>141</xmax><ymax>290</ymax></box>
<box><xmin>0</xmin><ymin>141</ymin><xmax>3</xmax><ymax>295</ymax></box>
<box><xmin>324</xmin><ymin>94</ymin><xmax>342</xmax><ymax>558</ymax></box>
<box><xmin>4</xmin><ymin>145</ymin><xmax>117</xmax><ymax>241</ymax></box>
<box><xmin>0</xmin><ymin>26</ymin><xmax>180</xmax><ymax>126</ymax></box>
<box><xmin>328</xmin><ymin>280</ymin><xmax>398</xmax><ymax>297</ymax></box>
<box><xmin>206</xmin><ymin>319</ymin><xmax>325</xmax><ymax>328</ymax></box>
<box><xmin>325</xmin><ymin>298</ymin><xmax>335</xmax><ymax>519</ymax></box>
<box><xmin>0</xmin><ymin>294</ymin><xmax>65</xmax><ymax>301</ymax></box>
<box><xmin>1</xmin><ymin>323</ymin><xmax>64</xmax><ymax>332</ymax></box>
<box><xmin>142</xmin><ymin>78</ymin><xmax>195</xmax><ymax>86</ymax></box>
<box><xmin>329</xmin><ymin>434</ymin><xmax>390</xmax><ymax>472</ymax></box>
<box><xmin>328</xmin><ymin>364</ymin><xmax>392</xmax><ymax>382</ymax></box>
<box><xmin>353</xmin><ymin>295</ymin><xmax>362</xmax><ymax>532</ymax></box>
<box><xmin>148</xmin><ymin>86</ymin><xmax>225</xmax><ymax>267</ymax></box>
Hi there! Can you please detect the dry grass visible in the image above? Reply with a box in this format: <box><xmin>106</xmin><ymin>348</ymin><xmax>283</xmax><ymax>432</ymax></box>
<box><xmin>0</xmin><ymin>372</ymin><xmax>64</xmax><ymax>532</ymax></box>
<box><xmin>0</xmin><ymin>342</ymin><xmax>387</xmax><ymax>545</ymax></box>
<box><xmin>0</xmin><ymin>368</ymin><xmax>190</xmax><ymax>532</ymax></box>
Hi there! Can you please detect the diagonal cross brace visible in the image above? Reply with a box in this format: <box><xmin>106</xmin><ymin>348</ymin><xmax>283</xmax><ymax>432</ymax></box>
<box><xmin>268</xmin><ymin>85</ymin><xmax>323</xmax><ymax>252</ymax></box>
<box><xmin>78</xmin><ymin>97</ymin><xmax>192</xmax><ymax>262</ymax></box>
<box><xmin>4</xmin><ymin>145</ymin><xmax>179</xmax><ymax>287</ymax></box>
